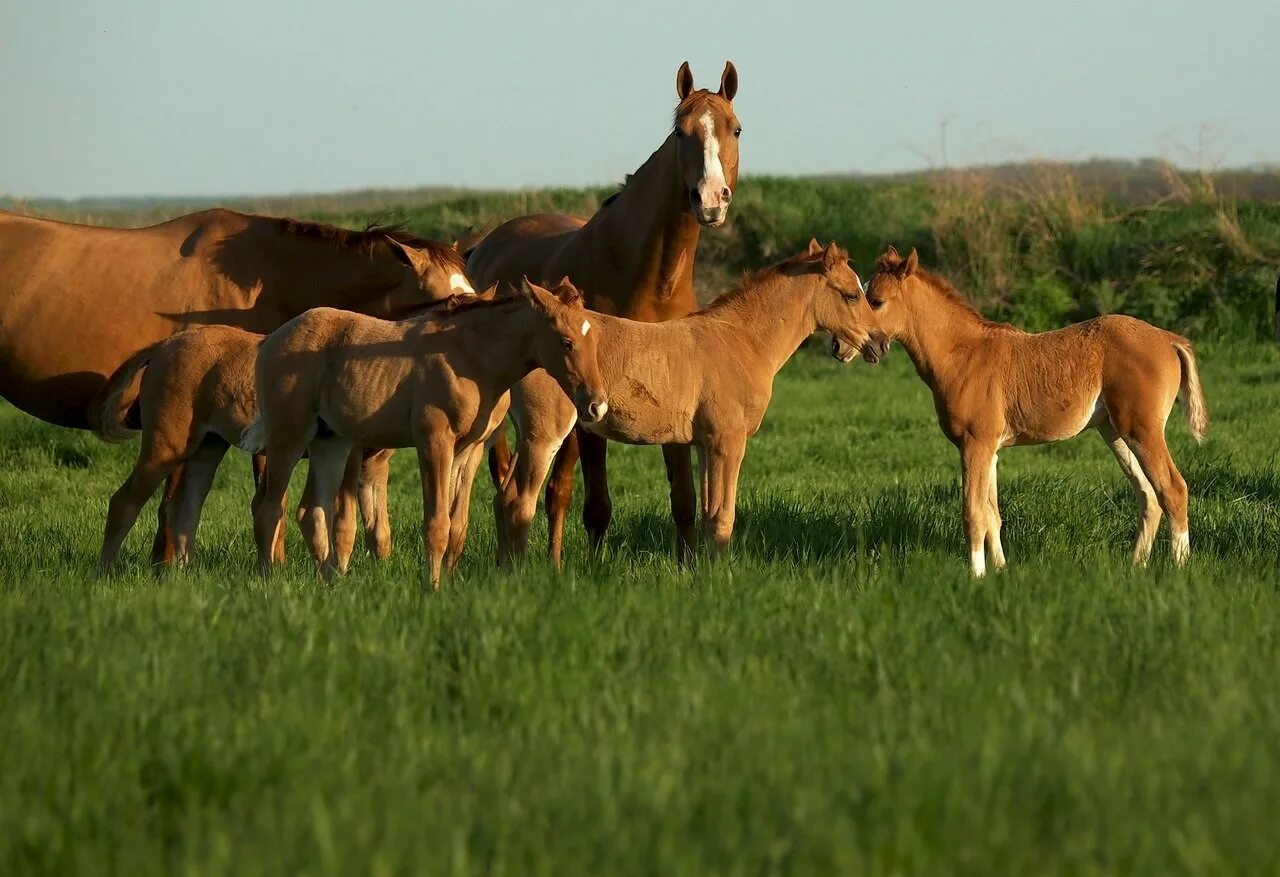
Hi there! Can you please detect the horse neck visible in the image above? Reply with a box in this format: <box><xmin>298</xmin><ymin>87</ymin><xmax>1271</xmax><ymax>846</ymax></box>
<box><xmin>434</xmin><ymin>302</ymin><xmax>543</xmax><ymax>388</ymax></box>
<box><xmin>577</xmin><ymin>133</ymin><xmax>701</xmax><ymax>314</ymax></box>
<box><xmin>895</xmin><ymin>279</ymin><xmax>987</xmax><ymax>384</ymax></box>
<box><xmin>702</xmin><ymin>274</ymin><xmax>818</xmax><ymax>377</ymax></box>
<box><xmin>265</xmin><ymin>235</ymin><xmax>405</xmax><ymax>316</ymax></box>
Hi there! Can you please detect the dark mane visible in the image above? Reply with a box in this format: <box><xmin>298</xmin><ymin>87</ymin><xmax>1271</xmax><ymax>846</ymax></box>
<box><xmin>600</xmin><ymin>175</ymin><xmax>633</xmax><ymax>210</ymax></box>
<box><xmin>402</xmin><ymin>286</ymin><xmax>525</xmax><ymax>321</ymax></box>
<box><xmin>272</xmin><ymin>216</ymin><xmax>467</xmax><ymax>272</ymax></box>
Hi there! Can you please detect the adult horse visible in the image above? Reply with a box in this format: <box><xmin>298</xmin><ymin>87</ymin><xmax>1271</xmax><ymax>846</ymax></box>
<box><xmin>0</xmin><ymin>208</ymin><xmax>474</xmax><ymax>561</ymax></box>
<box><xmin>467</xmin><ymin>60</ymin><xmax>742</xmax><ymax>565</ymax></box>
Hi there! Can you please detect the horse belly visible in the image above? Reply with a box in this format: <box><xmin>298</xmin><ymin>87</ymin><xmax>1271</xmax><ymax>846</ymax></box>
<box><xmin>1012</xmin><ymin>392</ymin><xmax>1105</xmax><ymax>445</ymax></box>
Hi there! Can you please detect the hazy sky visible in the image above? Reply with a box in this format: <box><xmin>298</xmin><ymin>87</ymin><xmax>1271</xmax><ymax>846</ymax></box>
<box><xmin>3</xmin><ymin>0</ymin><xmax>1278</xmax><ymax>198</ymax></box>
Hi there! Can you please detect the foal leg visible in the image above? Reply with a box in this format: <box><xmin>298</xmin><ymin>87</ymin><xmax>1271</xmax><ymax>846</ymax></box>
<box><xmin>252</xmin><ymin>446</ymin><xmax>307</xmax><ymax>576</ymax></box>
<box><xmin>148</xmin><ymin>463</ymin><xmax>185</xmax><ymax>566</ymax></box>
<box><xmin>445</xmin><ymin>443</ymin><xmax>484</xmax><ymax>572</ymax></box>
<box><xmin>697</xmin><ymin>439</ymin><xmax>746</xmax><ymax>555</ymax></box>
<box><xmin>1099</xmin><ymin>423</ymin><xmax>1162</xmax><ymax>565</ymax></box>
<box><xmin>960</xmin><ymin>441</ymin><xmax>997</xmax><ymax>577</ymax></box>
<box><xmin>985</xmin><ymin>453</ymin><xmax>1007</xmax><ymax>571</ymax></box>
<box><xmin>544</xmin><ymin>430</ymin><xmax>581</xmax><ymax>569</ymax></box>
<box><xmin>297</xmin><ymin>438</ymin><xmax>352</xmax><ymax>580</ymax></box>
<box><xmin>578</xmin><ymin>428</ymin><xmax>612</xmax><ymax>553</ymax></box>
<box><xmin>332</xmin><ymin>448</ymin><xmax>365</xmax><ymax>573</ymax></box>
<box><xmin>415</xmin><ymin>423</ymin><xmax>455</xmax><ymax>589</ymax></box>
<box><xmin>663</xmin><ymin>443</ymin><xmax>698</xmax><ymax>565</ymax></box>
<box><xmin>357</xmin><ymin>449</ymin><xmax>394</xmax><ymax>561</ymax></box>
<box><xmin>487</xmin><ymin>431</ymin><xmax>513</xmax><ymax>490</ymax></box>
<box><xmin>497</xmin><ymin>430</ymin><xmax>565</xmax><ymax>566</ymax></box>
<box><xmin>101</xmin><ymin>454</ymin><xmax>182</xmax><ymax>573</ymax></box>
<box><xmin>1123</xmin><ymin>426</ymin><xmax>1191</xmax><ymax>566</ymax></box>
<box><xmin>167</xmin><ymin>437</ymin><xmax>229</xmax><ymax>568</ymax></box>
<box><xmin>252</xmin><ymin>454</ymin><xmax>286</xmax><ymax>565</ymax></box>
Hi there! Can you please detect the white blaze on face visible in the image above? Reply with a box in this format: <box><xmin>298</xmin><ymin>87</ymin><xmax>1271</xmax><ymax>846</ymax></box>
<box><xmin>580</xmin><ymin>319</ymin><xmax>591</xmax><ymax>336</ymax></box>
<box><xmin>449</xmin><ymin>273</ymin><xmax>475</xmax><ymax>295</ymax></box>
<box><xmin>697</xmin><ymin>111</ymin><xmax>728</xmax><ymax>209</ymax></box>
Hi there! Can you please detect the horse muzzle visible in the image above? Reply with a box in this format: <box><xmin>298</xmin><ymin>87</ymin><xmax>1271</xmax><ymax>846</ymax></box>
<box><xmin>576</xmin><ymin>391</ymin><xmax>610</xmax><ymax>424</ymax></box>
<box><xmin>862</xmin><ymin>332</ymin><xmax>891</xmax><ymax>364</ymax></box>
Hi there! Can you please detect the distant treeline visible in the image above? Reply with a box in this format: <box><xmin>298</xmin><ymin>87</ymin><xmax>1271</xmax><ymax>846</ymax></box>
<box><xmin>11</xmin><ymin>161</ymin><xmax>1280</xmax><ymax>339</ymax></box>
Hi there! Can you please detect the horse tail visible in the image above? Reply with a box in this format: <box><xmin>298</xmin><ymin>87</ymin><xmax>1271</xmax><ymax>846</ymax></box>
<box><xmin>89</xmin><ymin>345</ymin><xmax>156</xmax><ymax>442</ymax></box>
<box><xmin>1273</xmin><ymin>269</ymin><xmax>1279</xmax><ymax>342</ymax></box>
<box><xmin>238</xmin><ymin>413</ymin><xmax>266</xmax><ymax>455</ymax></box>
<box><xmin>1171</xmin><ymin>337</ymin><xmax>1208</xmax><ymax>443</ymax></box>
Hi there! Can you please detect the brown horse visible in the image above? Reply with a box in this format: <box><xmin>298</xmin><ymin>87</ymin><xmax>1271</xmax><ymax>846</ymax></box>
<box><xmin>467</xmin><ymin>60</ymin><xmax>742</xmax><ymax>566</ymax></box>
<box><xmin>242</xmin><ymin>279</ymin><xmax>609</xmax><ymax>587</ymax></box>
<box><xmin>0</xmin><ymin>208</ymin><xmax>474</xmax><ymax>562</ymax></box>
<box><xmin>866</xmin><ymin>247</ymin><xmax>1208</xmax><ymax>575</ymax></box>
<box><xmin>495</xmin><ymin>242</ymin><xmax>888</xmax><ymax>561</ymax></box>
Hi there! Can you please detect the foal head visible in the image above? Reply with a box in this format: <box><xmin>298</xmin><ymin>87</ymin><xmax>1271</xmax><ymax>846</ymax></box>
<box><xmin>786</xmin><ymin>239</ymin><xmax>889</xmax><ymax>363</ymax></box>
<box><xmin>863</xmin><ymin>246</ymin><xmax>923</xmax><ymax>339</ymax></box>
<box><xmin>383</xmin><ymin>237</ymin><xmax>477</xmax><ymax>312</ymax></box>
<box><xmin>673</xmin><ymin>60</ymin><xmax>741</xmax><ymax>228</ymax></box>
<box><xmin>520</xmin><ymin>277</ymin><xmax>609</xmax><ymax>425</ymax></box>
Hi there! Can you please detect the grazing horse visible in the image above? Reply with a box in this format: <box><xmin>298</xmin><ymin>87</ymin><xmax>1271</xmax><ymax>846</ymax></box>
<box><xmin>92</xmin><ymin>240</ymin><xmax>479</xmax><ymax>572</ymax></box>
<box><xmin>467</xmin><ymin>60</ymin><xmax>742</xmax><ymax>566</ymax></box>
<box><xmin>495</xmin><ymin>242</ymin><xmax>889</xmax><ymax>561</ymax></box>
<box><xmin>241</xmin><ymin>280</ymin><xmax>609</xmax><ymax>587</ymax></box>
<box><xmin>0</xmin><ymin>209</ymin><xmax>476</xmax><ymax>562</ymax></box>
<box><xmin>865</xmin><ymin>247</ymin><xmax>1209</xmax><ymax>575</ymax></box>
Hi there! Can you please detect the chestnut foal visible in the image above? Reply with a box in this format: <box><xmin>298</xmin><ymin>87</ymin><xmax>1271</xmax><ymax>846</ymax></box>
<box><xmin>866</xmin><ymin>247</ymin><xmax>1208</xmax><ymax>575</ymax></box>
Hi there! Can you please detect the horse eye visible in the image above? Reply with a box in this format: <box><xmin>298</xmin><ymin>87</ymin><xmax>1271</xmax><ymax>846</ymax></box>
<box><xmin>846</xmin><ymin>291</ymin><xmax>860</xmax><ymax>304</ymax></box>
<box><xmin>562</xmin><ymin>337</ymin><xmax>574</xmax><ymax>350</ymax></box>
<box><xmin>734</xmin><ymin>127</ymin><xmax>742</xmax><ymax>138</ymax></box>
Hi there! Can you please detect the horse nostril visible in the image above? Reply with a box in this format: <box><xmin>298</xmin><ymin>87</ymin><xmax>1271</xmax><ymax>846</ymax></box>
<box><xmin>721</xmin><ymin>187</ymin><xmax>732</xmax><ymax>202</ymax></box>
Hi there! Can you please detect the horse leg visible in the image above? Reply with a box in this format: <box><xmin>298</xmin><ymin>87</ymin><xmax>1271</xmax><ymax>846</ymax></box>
<box><xmin>358</xmin><ymin>449</ymin><xmax>394</xmax><ymax>560</ymax></box>
<box><xmin>960</xmin><ymin>441</ymin><xmax>996</xmax><ymax>576</ymax></box>
<box><xmin>495</xmin><ymin>430</ymin><xmax>562</xmax><ymax>566</ymax></box>
<box><xmin>544</xmin><ymin>430</ymin><xmax>581</xmax><ymax>569</ymax></box>
<box><xmin>167</xmin><ymin>437</ymin><xmax>229</xmax><ymax>568</ymax></box>
<box><xmin>148</xmin><ymin>463</ymin><xmax>185</xmax><ymax>566</ymax></box>
<box><xmin>985</xmin><ymin>452</ymin><xmax>1007</xmax><ymax>571</ymax></box>
<box><xmin>577</xmin><ymin>427</ymin><xmax>612</xmax><ymax>553</ymax></box>
<box><xmin>445</xmin><ymin>443</ymin><xmax>484</xmax><ymax>572</ymax></box>
<box><xmin>697</xmin><ymin>438</ymin><xmax>746</xmax><ymax>555</ymax></box>
<box><xmin>297</xmin><ymin>438</ymin><xmax>352</xmax><ymax>580</ymax></box>
<box><xmin>1099</xmin><ymin>423</ymin><xmax>1162</xmax><ymax>565</ymax></box>
<box><xmin>662</xmin><ymin>443</ymin><xmax>698</xmax><ymax>565</ymax></box>
<box><xmin>415</xmin><ymin>422</ymin><xmax>455</xmax><ymax>589</ymax></box>
<box><xmin>252</xmin><ymin>454</ymin><xmax>287</xmax><ymax>564</ymax></box>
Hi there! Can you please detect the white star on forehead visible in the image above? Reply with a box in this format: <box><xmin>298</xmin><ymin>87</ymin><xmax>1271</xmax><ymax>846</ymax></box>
<box><xmin>580</xmin><ymin>319</ymin><xmax>591</xmax><ymax>336</ymax></box>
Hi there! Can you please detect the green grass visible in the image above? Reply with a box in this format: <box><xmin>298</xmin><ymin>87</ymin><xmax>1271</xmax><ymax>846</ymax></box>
<box><xmin>2</xmin><ymin>342</ymin><xmax>1279</xmax><ymax>874</ymax></box>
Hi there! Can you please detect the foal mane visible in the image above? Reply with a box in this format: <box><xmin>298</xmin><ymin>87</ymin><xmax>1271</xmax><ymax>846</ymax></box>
<box><xmin>700</xmin><ymin>263</ymin><xmax>787</xmax><ymax>314</ymax></box>
<box><xmin>882</xmin><ymin>257</ymin><xmax>1014</xmax><ymax>330</ymax></box>
<box><xmin>272</xmin><ymin>216</ymin><xmax>467</xmax><ymax>272</ymax></box>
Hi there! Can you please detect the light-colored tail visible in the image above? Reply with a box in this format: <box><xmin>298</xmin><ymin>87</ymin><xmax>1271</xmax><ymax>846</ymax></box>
<box><xmin>88</xmin><ymin>346</ymin><xmax>155</xmax><ymax>442</ymax></box>
<box><xmin>1172</xmin><ymin>339</ymin><xmax>1208</xmax><ymax>443</ymax></box>
<box><xmin>239</xmin><ymin>414</ymin><xmax>267</xmax><ymax>454</ymax></box>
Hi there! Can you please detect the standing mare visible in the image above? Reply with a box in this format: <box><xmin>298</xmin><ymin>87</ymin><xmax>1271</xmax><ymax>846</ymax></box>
<box><xmin>866</xmin><ymin>247</ymin><xmax>1208</xmax><ymax>575</ymax></box>
<box><xmin>0</xmin><ymin>209</ymin><xmax>474</xmax><ymax>561</ymax></box>
<box><xmin>466</xmin><ymin>60</ymin><xmax>742</xmax><ymax>565</ymax></box>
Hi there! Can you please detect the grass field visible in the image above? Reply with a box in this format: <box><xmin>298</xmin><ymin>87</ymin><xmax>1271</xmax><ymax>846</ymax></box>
<box><xmin>2</xmin><ymin>339</ymin><xmax>1278</xmax><ymax>874</ymax></box>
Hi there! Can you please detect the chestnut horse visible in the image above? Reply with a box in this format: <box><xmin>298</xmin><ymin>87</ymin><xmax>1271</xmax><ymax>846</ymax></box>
<box><xmin>494</xmin><ymin>243</ymin><xmax>889</xmax><ymax>562</ymax></box>
<box><xmin>0</xmin><ymin>209</ymin><xmax>474</xmax><ymax>562</ymax></box>
<box><xmin>866</xmin><ymin>247</ymin><xmax>1208</xmax><ymax>575</ymax></box>
<box><xmin>241</xmin><ymin>280</ymin><xmax>609</xmax><ymax>587</ymax></box>
<box><xmin>467</xmin><ymin>60</ymin><xmax>742</xmax><ymax>566</ymax></box>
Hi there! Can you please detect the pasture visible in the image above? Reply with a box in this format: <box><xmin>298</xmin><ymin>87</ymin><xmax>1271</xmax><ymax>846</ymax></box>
<box><xmin>3</xmin><ymin>336</ymin><xmax>1278</xmax><ymax>874</ymax></box>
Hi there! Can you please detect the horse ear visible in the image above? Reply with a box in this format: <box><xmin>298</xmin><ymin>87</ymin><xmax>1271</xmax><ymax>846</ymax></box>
<box><xmin>822</xmin><ymin>241</ymin><xmax>843</xmax><ymax>271</ymax></box>
<box><xmin>385</xmin><ymin>237</ymin><xmax>426</xmax><ymax>272</ymax></box>
<box><xmin>676</xmin><ymin>61</ymin><xmax>694</xmax><ymax>100</ymax></box>
<box><xmin>806</xmin><ymin>238</ymin><xmax>822</xmax><ymax>257</ymax></box>
<box><xmin>902</xmin><ymin>248</ymin><xmax>919</xmax><ymax>277</ymax></box>
<box><xmin>479</xmin><ymin>282</ymin><xmax>500</xmax><ymax>300</ymax></box>
<box><xmin>718</xmin><ymin>61</ymin><xmax>738</xmax><ymax>101</ymax></box>
<box><xmin>521</xmin><ymin>276</ymin><xmax>555</xmax><ymax>312</ymax></box>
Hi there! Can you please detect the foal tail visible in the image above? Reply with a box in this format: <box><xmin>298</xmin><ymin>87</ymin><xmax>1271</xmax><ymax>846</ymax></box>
<box><xmin>238</xmin><ymin>414</ymin><xmax>266</xmax><ymax>455</ymax></box>
<box><xmin>1171</xmin><ymin>338</ymin><xmax>1208</xmax><ymax>443</ymax></box>
<box><xmin>88</xmin><ymin>345</ymin><xmax>155</xmax><ymax>442</ymax></box>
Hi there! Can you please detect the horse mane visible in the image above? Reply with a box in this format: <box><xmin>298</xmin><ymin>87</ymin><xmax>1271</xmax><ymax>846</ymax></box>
<box><xmin>272</xmin><ymin>216</ymin><xmax>467</xmax><ymax>272</ymax></box>
<box><xmin>402</xmin><ymin>286</ymin><xmax>525</xmax><ymax>320</ymax></box>
<box><xmin>887</xmin><ymin>260</ymin><xmax>1012</xmax><ymax>329</ymax></box>
<box><xmin>700</xmin><ymin>262</ymin><xmax>788</xmax><ymax>314</ymax></box>
<box><xmin>600</xmin><ymin>175</ymin><xmax>633</xmax><ymax>210</ymax></box>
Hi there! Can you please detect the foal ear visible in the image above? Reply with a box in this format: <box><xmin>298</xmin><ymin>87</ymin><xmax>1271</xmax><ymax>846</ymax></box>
<box><xmin>876</xmin><ymin>245</ymin><xmax>902</xmax><ymax>272</ymax></box>
<box><xmin>806</xmin><ymin>238</ymin><xmax>823</xmax><ymax>257</ymax></box>
<box><xmin>901</xmin><ymin>248</ymin><xmax>919</xmax><ymax>277</ymax></box>
<box><xmin>520</xmin><ymin>275</ymin><xmax>557</xmax><ymax>312</ymax></box>
<box><xmin>718</xmin><ymin>61</ymin><xmax>738</xmax><ymax>102</ymax></box>
<box><xmin>821</xmin><ymin>241</ymin><xmax>843</xmax><ymax>271</ymax></box>
<box><xmin>676</xmin><ymin>61</ymin><xmax>695</xmax><ymax>100</ymax></box>
<box><xmin>552</xmin><ymin>276</ymin><xmax>584</xmax><ymax>306</ymax></box>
